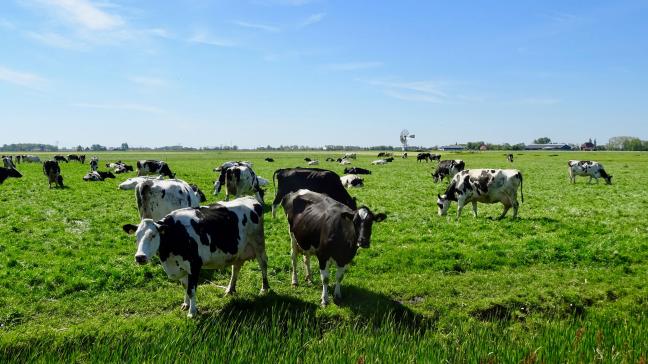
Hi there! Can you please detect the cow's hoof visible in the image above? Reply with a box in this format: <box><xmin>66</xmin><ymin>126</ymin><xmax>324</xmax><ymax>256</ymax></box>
<box><xmin>181</xmin><ymin>303</ymin><xmax>189</xmax><ymax>311</ymax></box>
<box><xmin>225</xmin><ymin>289</ymin><xmax>236</xmax><ymax>296</ymax></box>
<box><xmin>321</xmin><ymin>299</ymin><xmax>329</xmax><ymax>307</ymax></box>
<box><xmin>291</xmin><ymin>282</ymin><xmax>298</xmax><ymax>287</ymax></box>
<box><xmin>187</xmin><ymin>309</ymin><xmax>197</xmax><ymax>318</ymax></box>
<box><xmin>260</xmin><ymin>287</ymin><xmax>270</xmax><ymax>295</ymax></box>
<box><xmin>333</xmin><ymin>295</ymin><xmax>342</xmax><ymax>305</ymax></box>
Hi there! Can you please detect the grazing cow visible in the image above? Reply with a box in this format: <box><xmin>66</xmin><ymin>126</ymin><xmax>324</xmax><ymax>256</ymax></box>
<box><xmin>132</xmin><ymin>179</ymin><xmax>207</xmax><ymax>220</ymax></box>
<box><xmin>271</xmin><ymin>168</ymin><xmax>357</xmax><ymax>218</ymax></box>
<box><xmin>507</xmin><ymin>154</ymin><xmax>514</xmax><ymax>163</ymax></box>
<box><xmin>343</xmin><ymin>153</ymin><xmax>357</xmax><ymax>160</ymax></box>
<box><xmin>3</xmin><ymin>156</ymin><xmax>16</xmax><ymax>169</ymax></box>
<box><xmin>137</xmin><ymin>160</ymin><xmax>175</xmax><ymax>178</ymax></box>
<box><xmin>304</xmin><ymin>158</ymin><xmax>312</xmax><ymax>162</ymax></box>
<box><xmin>15</xmin><ymin>155</ymin><xmax>21</xmax><ymax>164</ymax></box>
<box><xmin>417</xmin><ymin>153</ymin><xmax>431</xmax><ymax>162</ymax></box>
<box><xmin>339</xmin><ymin>159</ymin><xmax>351</xmax><ymax>165</ymax></box>
<box><xmin>43</xmin><ymin>160</ymin><xmax>64</xmax><ymax>188</ymax></box>
<box><xmin>385</xmin><ymin>157</ymin><xmax>394</xmax><ymax>163</ymax></box>
<box><xmin>122</xmin><ymin>196</ymin><xmax>270</xmax><ymax>318</ymax></box>
<box><xmin>308</xmin><ymin>160</ymin><xmax>319</xmax><ymax>166</ymax></box>
<box><xmin>24</xmin><ymin>155</ymin><xmax>41</xmax><ymax>163</ymax></box>
<box><xmin>377</xmin><ymin>152</ymin><xmax>386</xmax><ymax>157</ymax></box>
<box><xmin>118</xmin><ymin>175</ymin><xmax>165</xmax><ymax>190</ymax></box>
<box><xmin>430</xmin><ymin>154</ymin><xmax>441</xmax><ymax>161</ymax></box>
<box><xmin>265</xmin><ymin>158</ymin><xmax>274</xmax><ymax>162</ymax></box>
<box><xmin>340</xmin><ymin>174</ymin><xmax>364</xmax><ymax>188</ymax></box>
<box><xmin>83</xmin><ymin>171</ymin><xmax>116</xmax><ymax>181</ymax></box>
<box><xmin>68</xmin><ymin>154</ymin><xmax>81</xmax><ymax>162</ymax></box>
<box><xmin>90</xmin><ymin>157</ymin><xmax>99</xmax><ymax>171</ymax></box>
<box><xmin>402</xmin><ymin>153</ymin><xmax>408</xmax><ymax>159</ymax></box>
<box><xmin>282</xmin><ymin>190</ymin><xmax>386</xmax><ymax>305</ymax></box>
<box><xmin>344</xmin><ymin>167</ymin><xmax>371</xmax><ymax>175</ymax></box>
<box><xmin>568</xmin><ymin>160</ymin><xmax>612</xmax><ymax>184</ymax></box>
<box><xmin>371</xmin><ymin>159</ymin><xmax>387</xmax><ymax>165</ymax></box>
<box><xmin>432</xmin><ymin>160</ymin><xmax>466</xmax><ymax>183</ymax></box>
<box><xmin>54</xmin><ymin>155</ymin><xmax>68</xmax><ymax>163</ymax></box>
<box><xmin>437</xmin><ymin>169</ymin><xmax>524</xmax><ymax>220</ymax></box>
<box><xmin>79</xmin><ymin>155</ymin><xmax>86</xmax><ymax>164</ymax></box>
<box><xmin>325</xmin><ymin>157</ymin><xmax>336</xmax><ymax>162</ymax></box>
<box><xmin>0</xmin><ymin>167</ymin><xmax>22</xmax><ymax>184</ymax></box>
<box><xmin>213</xmin><ymin>163</ymin><xmax>265</xmax><ymax>203</ymax></box>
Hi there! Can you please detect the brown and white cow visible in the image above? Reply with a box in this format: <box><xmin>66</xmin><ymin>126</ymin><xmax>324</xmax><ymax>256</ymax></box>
<box><xmin>437</xmin><ymin>169</ymin><xmax>524</xmax><ymax>220</ymax></box>
<box><xmin>568</xmin><ymin>160</ymin><xmax>612</xmax><ymax>184</ymax></box>
<box><xmin>122</xmin><ymin>196</ymin><xmax>270</xmax><ymax>318</ymax></box>
<box><xmin>282</xmin><ymin>190</ymin><xmax>385</xmax><ymax>305</ymax></box>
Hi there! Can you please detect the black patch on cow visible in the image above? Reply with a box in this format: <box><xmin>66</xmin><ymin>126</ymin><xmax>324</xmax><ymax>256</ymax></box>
<box><xmin>0</xmin><ymin>167</ymin><xmax>22</xmax><ymax>184</ymax></box>
<box><xmin>242</xmin><ymin>214</ymin><xmax>247</xmax><ymax>226</ymax></box>
<box><xmin>272</xmin><ymin>168</ymin><xmax>357</xmax><ymax>211</ymax></box>
<box><xmin>161</xmin><ymin>189</ymin><xmax>166</xmax><ymax>199</ymax></box>
<box><xmin>192</xmin><ymin>206</ymin><xmax>240</xmax><ymax>254</ymax></box>
<box><xmin>253</xmin><ymin>203</ymin><xmax>263</xmax><ymax>218</ymax></box>
<box><xmin>250</xmin><ymin>210</ymin><xmax>259</xmax><ymax>224</ymax></box>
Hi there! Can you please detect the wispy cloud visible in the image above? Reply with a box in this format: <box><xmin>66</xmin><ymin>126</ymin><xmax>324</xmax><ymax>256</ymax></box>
<box><xmin>324</xmin><ymin>62</ymin><xmax>383</xmax><ymax>71</ymax></box>
<box><xmin>73</xmin><ymin>102</ymin><xmax>165</xmax><ymax>113</ymax></box>
<box><xmin>26</xmin><ymin>31</ymin><xmax>85</xmax><ymax>50</ymax></box>
<box><xmin>298</xmin><ymin>12</ymin><xmax>326</xmax><ymax>28</ymax></box>
<box><xmin>188</xmin><ymin>30</ymin><xmax>237</xmax><ymax>47</ymax></box>
<box><xmin>0</xmin><ymin>65</ymin><xmax>47</xmax><ymax>89</ymax></box>
<box><xmin>231</xmin><ymin>20</ymin><xmax>280</xmax><ymax>33</ymax></box>
<box><xmin>128</xmin><ymin>76</ymin><xmax>168</xmax><ymax>87</ymax></box>
<box><xmin>365</xmin><ymin>79</ymin><xmax>449</xmax><ymax>103</ymax></box>
<box><xmin>34</xmin><ymin>0</ymin><xmax>124</xmax><ymax>31</ymax></box>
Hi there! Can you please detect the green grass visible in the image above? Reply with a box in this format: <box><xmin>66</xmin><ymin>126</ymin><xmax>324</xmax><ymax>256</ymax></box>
<box><xmin>1</xmin><ymin>151</ymin><xmax>647</xmax><ymax>362</ymax></box>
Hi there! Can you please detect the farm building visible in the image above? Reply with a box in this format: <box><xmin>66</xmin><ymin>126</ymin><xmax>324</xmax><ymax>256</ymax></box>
<box><xmin>439</xmin><ymin>145</ymin><xmax>465</xmax><ymax>151</ymax></box>
<box><xmin>580</xmin><ymin>139</ymin><xmax>596</xmax><ymax>151</ymax></box>
<box><xmin>525</xmin><ymin>143</ymin><xmax>572</xmax><ymax>151</ymax></box>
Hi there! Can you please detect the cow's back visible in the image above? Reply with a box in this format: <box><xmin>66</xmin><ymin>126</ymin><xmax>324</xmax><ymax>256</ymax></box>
<box><xmin>274</xmin><ymin>168</ymin><xmax>356</xmax><ymax>210</ymax></box>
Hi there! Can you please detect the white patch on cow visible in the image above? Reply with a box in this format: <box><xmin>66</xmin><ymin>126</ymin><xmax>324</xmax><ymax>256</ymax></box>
<box><xmin>136</xmin><ymin>179</ymin><xmax>203</xmax><ymax>220</ymax></box>
<box><xmin>320</xmin><ymin>266</ymin><xmax>330</xmax><ymax>306</ymax></box>
<box><xmin>334</xmin><ymin>265</ymin><xmax>347</xmax><ymax>299</ymax></box>
<box><xmin>372</xmin><ymin>159</ymin><xmax>387</xmax><ymax>165</ymax></box>
<box><xmin>358</xmin><ymin>207</ymin><xmax>369</xmax><ymax>220</ymax></box>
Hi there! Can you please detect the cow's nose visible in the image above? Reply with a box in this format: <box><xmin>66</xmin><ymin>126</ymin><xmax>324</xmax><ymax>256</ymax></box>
<box><xmin>135</xmin><ymin>255</ymin><xmax>148</xmax><ymax>264</ymax></box>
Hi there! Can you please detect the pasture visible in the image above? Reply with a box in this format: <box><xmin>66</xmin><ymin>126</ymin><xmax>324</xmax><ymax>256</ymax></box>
<box><xmin>1</xmin><ymin>151</ymin><xmax>647</xmax><ymax>362</ymax></box>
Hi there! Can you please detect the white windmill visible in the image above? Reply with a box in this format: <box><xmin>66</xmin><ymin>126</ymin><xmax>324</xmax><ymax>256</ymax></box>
<box><xmin>399</xmin><ymin>129</ymin><xmax>416</xmax><ymax>151</ymax></box>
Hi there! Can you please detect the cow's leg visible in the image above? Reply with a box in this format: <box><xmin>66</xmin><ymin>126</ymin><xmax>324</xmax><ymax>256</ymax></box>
<box><xmin>255</xmin><ymin>245</ymin><xmax>270</xmax><ymax>294</ymax></box>
<box><xmin>290</xmin><ymin>232</ymin><xmax>299</xmax><ymax>286</ymax></box>
<box><xmin>497</xmin><ymin>203</ymin><xmax>511</xmax><ymax>220</ymax></box>
<box><xmin>319</xmin><ymin>259</ymin><xmax>330</xmax><ymax>306</ymax></box>
<box><xmin>225</xmin><ymin>262</ymin><xmax>242</xmax><ymax>295</ymax></box>
<box><xmin>588</xmin><ymin>176</ymin><xmax>592</xmax><ymax>184</ymax></box>
<box><xmin>303</xmin><ymin>255</ymin><xmax>313</xmax><ymax>284</ymax></box>
<box><xmin>456</xmin><ymin>200</ymin><xmax>466</xmax><ymax>220</ymax></box>
<box><xmin>186</xmin><ymin>267</ymin><xmax>200</xmax><ymax>318</ymax></box>
<box><xmin>180</xmin><ymin>276</ymin><xmax>190</xmax><ymax>311</ymax></box>
<box><xmin>512</xmin><ymin>198</ymin><xmax>520</xmax><ymax>218</ymax></box>
<box><xmin>333</xmin><ymin>264</ymin><xmax>347</xmax><ymax>303</ymax></box>
<box><xmin>471</xmin><ymin>201</ymin><xmax>478</xmax><ymax>218</ymax></box>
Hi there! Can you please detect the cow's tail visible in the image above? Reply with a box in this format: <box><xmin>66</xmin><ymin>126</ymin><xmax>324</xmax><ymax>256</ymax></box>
<box><xmin>518</xmin><ymin>172</ymin><xmax>524</xmax><ymax>203</ymax></box>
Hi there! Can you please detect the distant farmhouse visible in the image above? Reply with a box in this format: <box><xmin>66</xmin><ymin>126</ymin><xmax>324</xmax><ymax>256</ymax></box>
<box><xmin>525</xmin><ymin>143</ymin><xmax>572</xmax><ymax>151</ymax></box>
<box><xmin>580</xmin><ymin>139</ymin><xmax>597</xmax><ymax>151</ymax></box>
<box><xmin>439</xmin><ymin>145</ymin><xmax>465</xmax><ymax>151</ymax></box>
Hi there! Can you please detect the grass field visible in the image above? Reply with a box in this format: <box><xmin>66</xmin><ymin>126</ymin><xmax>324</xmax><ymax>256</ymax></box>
<box><xmin>1</xmin><ymin>151</ymin><xmax>647</xmax><ymax>362</ymax></box>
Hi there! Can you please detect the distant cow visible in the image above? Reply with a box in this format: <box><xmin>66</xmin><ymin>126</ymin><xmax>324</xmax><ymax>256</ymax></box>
<box><xmin>377</xmin><ymin>152</ymin><xmax>386</xmax><ymax>157</ymax></box>
<box><xmin>15</xmin><ymin>155</ymin><xmax>21</xmax><ymax>164</ymax></box>
<box><xmin>371</xmin><ymin>159</ymin><xmax>387</xmax><ymax>165</ymax></box>
<box><xmin>385</xmin><ymin>157</ymin><xmax>394</xmax><ymax>163</ymax></box>
<box><xmin>115</xmin><ymin>164</ymin><xmax>134</xmax><ymax>174</ymax></box>
<box><xmin>417</xmin><ymin>153</ymin><xmax>431</xmax><ymax>162</ymax></box>
<box><xmin>568</xmin><ymin>160</ymin><xmax>612</xmax><ymax>184</ymax></box>
<box><xmin>122</xmin><ymin>196</ymin><xmax>270</xmax><ymax>318</ymax></box>
<box><xmin>282</xmin><ymin>190</ymin><xmax>385</xmax><ymax>305</ymax></box>
<box><xmin>402</xmin><ymin>153</ymin><xmax>408</xmax><ymax>159</ymax></box>
<box><xmin>214</xmin><ymin>163</ymin><xmax>265</xmax><ymax>203</ymax></box>
<box><xmin>3</xmin><ymin>156</ymin><xmax>16</xmax><ymax>169</ymax></box>
<box><xmin>132</xmin><ymin>179</ymin><xmax>207</xmax><ymax>220</ymax></box>
<box><xmin>340</xmin><ymin>174</ymin><xmax>364</xmax><ymax>188</ymax></box>
<box><xmin>325</xmin><ymin>157</ymin><xmax>336</xmax><ymax>162</ymax></box>
<box><xmin>308</xmin><ymin>160</ymin><xmax>319</xmax><ymax>166</ymax></box>
<box><xmin>304</xmin><ymin>158</ymin><xmax>312</xmax><ymax>162</ymax></box>
<box><xmin>432</xmin><ymin>160</ymin><xmax>465</xmax><ymax>183</ymax></box>
<box><xmin>437</xmin><ymin>169</ymin><xmax>524</xmax><ymax>220</ymax></box>
<box><xmin>0</xmin><ymin>167</ymin><xmax>22</xmax><ymax>184</ymax></box>
<box><xmin>43</xmin><ymin>160</ymin><xmax>64</xmax><ymax>188</ymax></box>
<box><xmin>339</xmin><ymin>159</ymin><xmax>351</xmax><ymax>165</ymax></box>
<box><xmin>83</xmin><ymin>171</ymin><xmax>116</xmax><ymax>181</ymax></box>
<box><xmin>24</xmin><ymin>155</ymin><xmax>41</xmax><ymax>163</ymax></box>
<box><xmin>137</xmin><ymin>160</ymin><xmax>175</xmax><ymax>178</ymax></box>
<box><xmin>79</xmin><ymin>155</ymin><xmax>86</xmax><ymax>164</ymax></box>
<box><xmin>507</xmin><ymin>154</ymin><xmax>514</xmax><ymax>163</ymax></box>
<box><xmin>430</xmin><ymin>154</ymin><xmax>441</xmax><ymax>161</ymax></box>
<box><xmin>265</xmin><ymin>158</ymin><xmax>274</xmax><ymax>162</ymax></box>
<box><xmin>271</xmin><ymin>168</ymin><xmax>357</xmax><ymax>218</ymax></box>
<box><xmin>68</xmin><ymin>154</ymin><xmax>81</xmax><ymax>162</ymax></box>
<box><xmin>344</xmin><ymin>167</ymin><xmax>371</xmax><ymax>175</ymax></box>
<box><xmin>54</xmin><ymin>155</ymin><xmax>68</xmax><ymax>163</ymax></box>
<box><xmin>90</xmin><ymin>157</ymin><xmax>99</xmax><ymax>171</ymax></box>
<box><xmin>343</xmin><ymin>153</ymin><xmax>357</xmax><ymax>160</ymax></box>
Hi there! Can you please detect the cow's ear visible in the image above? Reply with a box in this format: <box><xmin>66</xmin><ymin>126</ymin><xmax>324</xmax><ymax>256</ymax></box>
<box><xmin>437</xmin><ymin>194</ymin><xmax>442</xmax><ymax>200</ymax></box>
<box><xmin>156</xmin><ymin>221</ymin><xmax>168</xmax><ymax>235</ymax></box>
<box><xmin>122</xmin><ymin>224</ymin><xmax>137</xmax><ymax>235</ymax></box>
<box><xmin>374</xmin><ymin>213</ymin><xmax>387</xmax><ymax>222</ymax></box>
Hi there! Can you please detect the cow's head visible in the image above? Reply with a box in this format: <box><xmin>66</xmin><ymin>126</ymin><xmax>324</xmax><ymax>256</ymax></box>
<box><xmin>432</xmin><ymin>172</ymin><xmax>443</xmax><ymax>183</ymax></box>
<box><xmin>104</xmin><ymin>171</ymin><xmax>116</xmax><ymax>179</ymax></box>
<box><xmin>8</xmin><ymin>168</ymin><xmax>22</xmax><ymax>178</ymax></box>
<box><xmin>350</xmin><ymin>178</ymin><xmax>364</xmax><ymax>187</ymax></box>
<box><xmin>599</xmin><ymin>169</ymin><xmax>613</xmax><ymax>184</ymax></box>
<box><xmin>437</xmin><ymin>194</ymin><xmax>451</xmax><ymax>216</ymax></box>
<box><xmin>123</xmin><ymin>219</ymin><xmax>163</xmax><ymax>265</ymax></box>
<box><xmin>348</xmin><ymin>207</ymin><xmax>387</xmax><ymax>248</ymax></box>
<box><xmin>56</xmin><ymin>175</ymin><xmax>64</xmax><ymax>188</ymax></box>
<box><xmin>190</xmin><ymin>184</ymin><xmax>207</xmax><ymax>202</ymax></box>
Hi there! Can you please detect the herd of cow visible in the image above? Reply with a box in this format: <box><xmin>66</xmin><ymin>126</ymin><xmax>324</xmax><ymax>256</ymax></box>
<box><xmin>0</xmin><ymin>152</ymin><xmax>614</xmax><ymax>318</ymax></box>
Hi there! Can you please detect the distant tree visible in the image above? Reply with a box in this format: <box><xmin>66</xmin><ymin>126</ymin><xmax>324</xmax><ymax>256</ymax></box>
<box><xmin>511</xmin><ymin>143</ymin><xmax>526</xmax><ymax>151</ymax></box>
<box><xmin>465</xmin><ymin>141</ymin><xmax>485</xmax><ymax>150</ymax></box>
<box><xmin>91</xmin><ymin>144</ymin><xmax>107</xmax><ymax>151</ymax></box>
<box><xmin>608</xmin><ymin>136</ymin><xmax>646</xmax><ymax>151</ymax></box>
<box><xmin>76</xmin><ymin>145</ymin><xmax>83</xmax><ymax>152</ymax></box>
<box><xmin>533</xmin><ymin>137</ymin><xmax>551</xmax><ymax>144</ymax></box>
<box><xmin>121</xmin><ymin>143</ymin><xmax>129</xmax><ymax>151</ymax></box>
<box><xmin>622</xmin><ymin>137</ymin><xmax>644</xmax><ymax>151</ymax></box>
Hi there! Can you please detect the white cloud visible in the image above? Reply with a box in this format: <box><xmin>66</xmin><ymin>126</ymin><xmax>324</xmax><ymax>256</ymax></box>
<box><xmin>35</xmin><ymin>0</ymin><xmax>124</xmax><ymax>31</ymax></box>
<box><xmin>73</xmin><ymin>102</ymin><xmax>165</xmax><ymax>113</ymax></box>
<box><xmin>298</xmin><ymin>12</ymin><xmax>325</xmax><ymax>28</ymax></box>
<box><xmin>0</xmin><ymin>65</ymin><xmax>47</xmax><ymax>89</ymax></box>
<box><xmin>188</xmin><ymin>30</ymin><xmax>237</xmax><ymax>47</ymax></box>
<box><xmin>324</xmin><ymin>62</ymin><xmax>383</xmax><ymax>71</ymax></box>
<box><xmin>365</xmin><ymin>79</ymin><xmax>449</xmax><ymax>103</ymax></box>
<box><xmin>128</xmin><ymin>76</ymin><xmax>168</xmax><ymax>87</ymax></box>
<box><xmin>232</xmin><ymin>20</ymin><xmax>280</xmax><ymax>32</ymax></box>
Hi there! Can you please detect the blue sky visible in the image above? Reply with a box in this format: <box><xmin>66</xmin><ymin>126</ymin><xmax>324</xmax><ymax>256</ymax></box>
<box><xmin>1</xmin><ymin>0</ymin><xmax>647</xmax><ymax>148</ymax></box>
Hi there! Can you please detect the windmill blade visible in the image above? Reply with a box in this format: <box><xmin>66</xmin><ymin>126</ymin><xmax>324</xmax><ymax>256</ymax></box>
<box><xmin>409</xmin><ymin>134</ymin><xmax>416</xmax><ymax>139</ymax></box>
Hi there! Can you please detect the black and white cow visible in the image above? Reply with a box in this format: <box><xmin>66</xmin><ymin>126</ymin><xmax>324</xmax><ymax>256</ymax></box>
<box><xmin>339</xmin><ymin>159</ymin><xmax>352</xmax><ymax>165</ymax></box>
<box><xmin>15</xmin><ymin>155</ymin><xmax>22</xmax><ymax>164</ymax></box>
<box><xmin>3</xmin><ymin>156</ymin><xmax>16</xmax><ymax>169</ymax></box>
<box><xmin>68</xmin><ymin>154</ymin><xmax>81</xmax><ymax>162</ymax></box>
<box><xmin>417</xmin><ymin>153</ymin><xmax>431</xmax><ymax>162</ymax></box>
<box><xmin>568</xmin><ymin>160</ymin><xmax>612</xmax><ymax>184</ymax></box>
<box><xmin>79</xmin><ymin>155</ymin><xmax>86</xmax><ymax>164</ymax></box>
<box><xmin>118</xmin><ymin>176</ymin><xmax>164</xmax><ymax>190</ymax></box>
<box><xmin>24</xmin><ymin>155</ymin><xmax>41</xmax><ymax>163</ymax></box>
<box><xmin>344</xmin><ymin>167</ymin><xmax>371</xmax><ymax>175</ymax></box>
<box><xmin>137</xmin><ymin>160</ymin><xmax>175</xmax><ymax>178</ymax></box>
<box><xmin>304</xmin><ymin>157</ymin><xmax>312</xmax><ymax>162</ymax></box>
<box><xmin>371</xmin><ymin>159</ymin><xmax>387</xmax><ymax>165</ymax></box>
<box><xmin>402</xmin><ymin>153</ymin><xmax>408</xmax><ymax>159</ymax></box>
<box><xmin>83</xmin><ymin>171</ymin><xmax>116</xmax><ymax>181</ymax></box>
<box><xmin>340</xmin><ymin>174</ymin><xmax>364</xmax><ymax>188</ymax></box>
<box><xmin>214</xmin><ymin>163</ymin><xmax>265</xmax><ymax>203</ymax></box>
<box><xmin>90</xmin><ymin>157</ymin><xmax>99</xmax><ymax>171</ymax></box>
<box><xmin>265</xmin><ymin>157</ymin><xmax>274</xmax><ymax>162</ymax></box>
<box><xmin>43</xmin><ymin>160</ymin><xmax>64</xmax><ymax>188</ymax></box>
<box><xmin>437</xmin><ymin>169</ymin><xmax>524</xmax><ymax>220</ymax></box>
<box><xmin>54</xmin><ymin>155</ymin><xmax>68</xmax><ymax>163</ymax></box>
<box><xmin>430</xmin><ymin>154</ymin><xmax>441</xmax><ymax>161</ymax></box>
<box><xmin>0</xmin><ymin>167</ymin><xmax>22</xmax><ymax>184</ymax></box>
<box><xmin>432</xmin><ymin>160</ymin><xmax>466</xmax><ymax>183</ymax></box>
<box><xmin>130</xmin><ymin>179</ymin><xmax>207</xmax><ymax>220</ymax></box>
<box><xmin>271</xmin><ymin>168</ymin><xmax>357</xmax><ymax>218</ymax></box>
<box><xmin>325</xmin><ymin>157</ymin><xmax>336</xmax><ymax>162</ymax></box>
<box><xmin>282</xmin><ymin>190</ymin><xmax>385</xmax><ymax>305</ymax></box>
<box><xmin>115</xmin><ymin>164</ymin><xmax>134</xmax><ymax>174</ymax></box>
<box><xmin>384</xmin><ymin>157</ymin><xmax>394</xmax><ymax>163</ymax></box>
<box><xmin>308</xmin><ymin>160</ymin><xmax>319</xmax><ymax>166</ymax></box>
<box><xmin>507</xmin><ymin>154</ymin><xmax>514</xmax><ymax>163</ymax></box>
<box><xmin>343</xmin><ymin>153</ymin><xmax>357</xmax><ymax>160</ymax></box>
<box><xmin>122</xmin><ymin>196</ymin><xmax>270</xmax><ymax>318</ymax></box>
